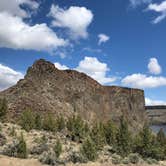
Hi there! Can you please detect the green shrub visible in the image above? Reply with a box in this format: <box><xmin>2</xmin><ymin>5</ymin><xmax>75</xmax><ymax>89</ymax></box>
<box><xmin>33</xmin><ymin>135</ymin><xmax>48</xmax><ymax>144</ymax></box>
<box><xmin>111</xmin><ymin>154</ymin><xmax>121</xmax><ymax>165</ymax></box>
<box><xmin>39</xmin><ymin>150</ymin><xmax>57</xmax><ymax>165</ymax></box>
<box><xmin>41</xmin><ymin>134</ymin><xmax>48</xmax><ymax>143</ymax></box>
<box><xmin>3</xmin><ymin>140</ymin><xmax>19</xmax><ymax>157</ymax></box>
<box><xmin>69</xmin><ymin>151</ymin><xmax>87</xmax><ymax>163</ymax></box>
<box><xmin>3</xmin><ymin>133</ymin><xmax>27</xmax><ymax>159</ymax></box>
<box><xmin>145</xmin><ymin>158</ymin><xmax>158</xmax><ymax>165</ymax></box>
<box><xmin>122</xmin><ymin>157</ymin><xmax>130</xmax><ymax>164</ymax></box>
<box><xmin>128</xmin><ymin>153</ymin><xmax>140</xmax><ymax>164</ymax></box>
<box><xmin>30</xmin><ymin>144</ymin><xmax>49</xmax><ymax>155</ymax></box>
<box><xmin>54</xmin><ymin>139</ymin><xmax>62</xmax><ymax>158</ymax></box>
<box><xmin>42</xmin><ymin>113</ymin><xmax>56</xmax><ymax>132</ymax></box>
<box><xmin>19</xmin><ymin>109</ymin><xmax>35</xmax><ymax>132</ymax></box>
<box><xmin>80</xmin><ymin>136</ymin><xmax>98</xmax><ymax>161</ymax></box>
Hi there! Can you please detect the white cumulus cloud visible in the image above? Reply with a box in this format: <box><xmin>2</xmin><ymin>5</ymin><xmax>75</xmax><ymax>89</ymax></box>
<box><xmin>76</xmin><ymin>56</ymin><xmax>116</xmax><ymax>84</ymax></box>
<box><xmin>148</xmin><ymin>1</ymin><xmax>166</xmax><ymax>24</ymax></box>
<box><xmin>148</xmin><ymin>58</ymin><xmax>162</xmax><ymax>75</ymax></box>
<box><xmin>0</xmin><ymin>0</ymin><xmax>67</xmax><ymax>52</ymax></box>
<box><xmin>129</xmin><ymin>0</ymin><xmax>152</xmax><ymax>7</ymax></box>
<box><xmin>49</xmin><ymin>5</ymin><xmax>93</xmax><ymax>39</ymax></box>
<box><xmin>98</xmin><ymin>34</ymin><xmax>110</xmax><ymax>45</ymax></box>
<box><xmin>122</xmin><ymin>73</ymin><xmax>166</xmax><ymax>89</ymax></box>
<box><xmin>54</xmin><ymin>62</ymin><xmax>69</xmax><ymax>70</ymax></box>
<box><xmin>0</xmin><ymin>12</ymin><xmax>67</xmax><ymax>52</ymax></box>
<box><xmin>0</xmin><ymin>63</ymin><xmax>24</xmax><ymax>91</ymax></box>
<box><xmin>145</xmin><ymin>97</ymin><xmax>166</xmax><ymax>105</ymax></box>
<box><xmin>0</xmin><ymin>0</ymin><xmax>39</xmax><ymax>18</ymax></box>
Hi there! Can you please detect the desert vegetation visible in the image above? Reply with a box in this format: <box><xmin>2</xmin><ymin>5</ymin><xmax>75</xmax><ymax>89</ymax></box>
<box><xmin>0</xmin><ymin>100</ymin><xmax>166</xmax><ymax>166</ymax></box>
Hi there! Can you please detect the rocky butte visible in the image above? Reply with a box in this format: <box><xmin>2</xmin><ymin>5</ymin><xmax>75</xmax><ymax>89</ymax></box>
<box><xmin>0</xmin><ymin>59</ymin><xmax>147</xmax><ymax>130</ymax></box>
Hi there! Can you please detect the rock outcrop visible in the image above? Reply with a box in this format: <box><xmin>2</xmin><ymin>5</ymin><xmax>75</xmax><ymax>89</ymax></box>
<box><xmin>146</xmin><ymin>106</ymin><xmax>166</xmax><ymax>125</ymax></box>
<box><xmin>0</xmin><ymin>59</ymin><xmax>146</xmax><ymax>129</ymax></box>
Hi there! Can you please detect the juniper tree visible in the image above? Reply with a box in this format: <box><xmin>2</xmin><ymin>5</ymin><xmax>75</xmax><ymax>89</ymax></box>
<box><xmin>115</xmin><ymin>116</ymin><xmax>132</xmax><ymax>157</ymax></box>
<box><xmin>34</xmin><ymin>113</ymin><xmax>42</xmax><ymax>130</ymax></box>
<box><xmin>56</xmin><ymin>115</ymin><xmax>65</xmax><ymax>132</ymax></box>
<box><xmin>20</xmin><ymin>109</ymin><xmax>35</xmax><ymax>132</ymax></box>
<box><xmin>157</xmin><ymin>129</ymin><xmax>166</xmax><ymax>159</ymax></box>
<box><xmin>133</xmin><ymin>125</ymin><xmax>166</xmax><ymax>160</ymax></box>
<box><xmin>17</xmin><ymin>133</ymin><xmax>27</xmax><ymax>159</ymax></box>
<box><xmin>157</xmin><ymin>128</ymin><xmax>166</xmax><ymax>147</ymax></box>
<box><xmin>154</xmin><ymin>128</ymin><xmax>166</xmax><ymax>160</ymax></box>
<box><xmin>42</xmin><ymin>113</ymin><xmax>56</xmax><ymax>132</ymax></box>
<box><xmin>80</xmin><ymin>136</ymin><xmax>98</xmax><ymax>161</ymax></box>
<box><xmin>66</xmin><ymin>115</ymin><xmax>87</xmax><ymax>142</ymax></box>
<box><xmin>133</xmin><ymin>124</ymin><xmax>154</xmax><ymax>158</ymax></box>
<box><xmin>104</xmin><ymin>120</ymin><xmax>117</xmax><ymax>146</ymax></box>
<box><xmin>90</xmin><ymin>122</ymin><xmax>106</xmax><ymax>150</ymax></box>
<box><xmin>0</xmin><ymin>98</ymin><xmax>7</xmax><ymax>121</ymax></box>
<box><xmin>140</xmin><ymin>124</ymin><xmax>154</xmax><ymax>158</ymax></box>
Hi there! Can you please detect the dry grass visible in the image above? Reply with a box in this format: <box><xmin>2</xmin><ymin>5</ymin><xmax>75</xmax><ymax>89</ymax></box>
<box><xmin>0</xmin><ymin>155</ymin><xmax>48</xmax><ymax>166</ymax></box>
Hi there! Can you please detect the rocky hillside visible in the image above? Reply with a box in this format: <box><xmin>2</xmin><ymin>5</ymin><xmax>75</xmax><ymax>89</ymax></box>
<box><xmin>0</xmin><ymin>59</ymin><xmax>146</xmax><ymax>129</ymax></box>
<box><xmin>146</xmin><ymin>106</ymin><xmax>166</xmax><ymax>125</ymax></box>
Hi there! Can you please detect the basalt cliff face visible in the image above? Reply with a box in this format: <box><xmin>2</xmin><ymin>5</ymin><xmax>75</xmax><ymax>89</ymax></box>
<box><xmin>0</xmin><ymin>59</ymin><xmax>146</xmax><ymax>129</ymax></box>
<box><xmin>146</xmin><ymin>106</ymin><xmax>166</xmax><ymax>125</ymax></box>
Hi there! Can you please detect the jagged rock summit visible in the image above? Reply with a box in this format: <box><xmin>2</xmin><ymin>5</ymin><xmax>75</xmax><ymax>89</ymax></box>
<box><xmin>0</xmin><ymin>59</ymin><xmax>146</xmax><ymax>129</ymax></box>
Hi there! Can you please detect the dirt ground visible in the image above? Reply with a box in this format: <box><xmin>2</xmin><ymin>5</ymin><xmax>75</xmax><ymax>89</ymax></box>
<box><xmin>0</xmin><ymin>155</ymin><xmax>166</xmax><ymax>166</ymax></box>
<box><xmin>0</xmin><ymin>155</ymin><xmax>48</xmax><ymax>166</ymax></box>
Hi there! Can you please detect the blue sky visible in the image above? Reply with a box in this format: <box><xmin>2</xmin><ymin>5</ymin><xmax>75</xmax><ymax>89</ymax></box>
<box><xmin>0</xmin><ymin>0</ymin><xmax>166</xmax><ymax>105</ymax></box>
